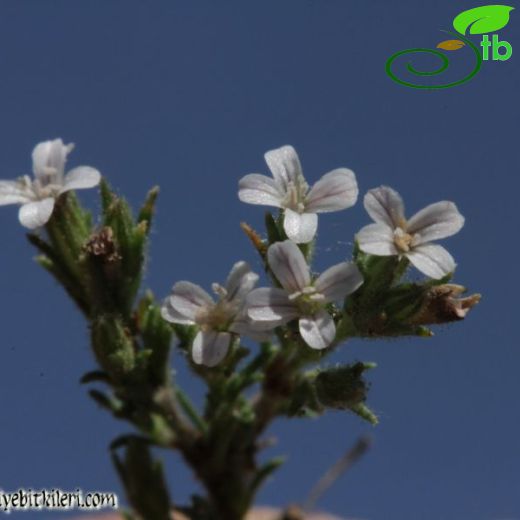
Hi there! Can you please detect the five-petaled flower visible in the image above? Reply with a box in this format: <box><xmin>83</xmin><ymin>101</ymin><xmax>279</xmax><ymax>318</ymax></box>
<box><xmin>356</xmin><ymin>186</ymin><xmax>465</xmax><ymax>279</ymax></box>
<box><xmin>161</xmin><ymin>261</ymin><xmax>266</xmax><ymax>367</ymax></box>
<box><xmin>238</xmin><ymin>145</ymin><xmax>358</xmax><ymax>243</ymax></box>
<box><xmin>0</xmin><ymin>138</ymin><xmax>101</xmax><ymax>229</ymax></box>
<box><xmin>246</xmin><ymin>240</ymin><xmax>363</xmax><ymax>350</ymax></box>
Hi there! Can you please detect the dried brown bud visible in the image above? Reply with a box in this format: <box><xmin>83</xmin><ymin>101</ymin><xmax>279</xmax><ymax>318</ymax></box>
<box><xmin>410</xmin><ymin>284</ymin><xmax>481</xmax><ymax>325</ymax></box>
<box><xmin>241</xmin><ymin>221</ymin><xmax>267</xmax><ymax>255</ymax></box>
<box><xmin>84</xmin><ymin>227</ymin><xmax>121</xmax><ymax>263</ymax></box>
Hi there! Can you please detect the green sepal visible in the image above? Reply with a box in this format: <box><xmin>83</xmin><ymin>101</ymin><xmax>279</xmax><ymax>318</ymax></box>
<box><xmin>382</xmin><ymin>283</ymin><xmax>427</xmax><ymax>323</ymax></box>
<box><xmin>91</xmin><ymin>315</ymin><xmax>136</xmax><ymax>380</ymax></box>
<box><xmin>171</xmin><ymin>323</ymin><xmax>197</xmax><ymax>352</ymax></box>
<box><xmin>249</xmin><ymin>456</ymin><xmax>286</xmax><ymax>496</ymax></box>
<box><xmin>100</xmin><ymin>180</ymin><xmax>148</xmax><ymax>311</ymax></box>
<box><xmin>137</xmin><ymin>292</ymin><xmax>173</xmax><ymax>386</ymax></box>
<box><xmin>137</xmin><ymin>186</ymin><xmax>160</xmax><ymax>232</ymax></box>
<box><xmin>286</xmin><ymin>376</ymin><xmax>324</xmax><ymax>417</ymax></box>
<box><xmin>47</xmin><ymin>192</ymin><xmax>93</xmax><ymax>266</ymax></box>
<box><xmin>265</xmin><ymin>211</ymin><xmax>283</xmax><ymax>244</ymax></box>
<box><xmin>350</xmin><ymin>402</ymin><xmax>378</xmax><ymax>425</ymax></box>
<box><xmin>232</xmin><ymin>396</ymin><xmax>256</xmax><ymax>424</ymax></box>
<box><xmin>80</xmin><ymin>370</ymin><xmax>111</xmax><ymax>385</ymax></box>
<box><xmin>110</xmin><ymin>434</ymin><xmax>151</xmax><ymax>451</ymax></box>
<box><xmin>88</xmin><ymin>389</ymin><xmax>124</xmax><ymax>416</ymax></box>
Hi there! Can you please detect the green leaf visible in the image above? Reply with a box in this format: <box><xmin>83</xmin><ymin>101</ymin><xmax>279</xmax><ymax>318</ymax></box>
<box><xmin>453</xmin><ymin>5</ymin><xmax>514</xmax><ymax>35</ymax></box>
<box><xmin>137</xmin><ymin>186</ymin><xmax>160</xmax><ymax>232</ymax></box>
<box><xmin>112</xmin><ymin>438</ymin><xmax>171</xmax><ymax>520</ymax></box>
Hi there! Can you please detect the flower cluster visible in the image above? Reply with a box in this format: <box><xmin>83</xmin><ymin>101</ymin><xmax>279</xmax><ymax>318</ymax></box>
<box><xmin>2</xmin><ymin>138</ymin><xmax>477</xmax><ymax>519</ymax></box>
<box><xmin>160</xmin><ymin>145</ymin><xmax>465</xmax><ymax>366</ymax></box>
<box><xmin>0</xmin><ymin>141</ymin><xmax>466</xmax><ymax>367</ymax></box>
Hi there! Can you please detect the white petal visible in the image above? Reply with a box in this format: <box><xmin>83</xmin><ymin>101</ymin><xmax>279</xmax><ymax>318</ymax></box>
<box><xmin>356</xmin><ymin>223</ymin><xmax>398</xmax><ymax>255</ymax></box>
<box><xmin>364</xmin><ymin>186</ymin><xmax>405</xmax><ymax>227</ymax></box>
<box><xmin>18</xmin><ymin>198</ymin><xmax>55</xmax><ymax>229</ymax></box>
<box><xmin>407</xmin><ymin>244</ymin><xmax>456</xmax><ymax>279</ymax></box>
<box><xmin>32</xmin><ymin>139</ymin><xmax>73</xmax><ymax>182</ymax></box>
<box><xmin>192</xmin><ymin>331</ymin><xmax>230</xmax><ymax>367</ymax></box>
<box><xmin>246</xmin><ymin>287</ymin><xmax>298</xmax><ymax>323</ymax></box>
<box><xmin>283</xmin><ymin>208</ymin><xmax>318</xmax><ymax>244</ymax></box>
<box><xmin>407</xmin><ymin>201</ymin><xmax>465</xmax><ymax>244</ymax></box>
<box><xmin>264</xmin><ymin>145</ymin><xmax>303</xmax><ymax>188</ymax></box>
<box><xmin>315</xmin><ymin>262</ymin><xmax>363</xmax><ymax>303</ymax></box>
<box><xmin>238</xmin><ymin>173</ymin><xmax>284</xmax><ymax>207</ymax></box>
<box><xmin>169</xmin><ymin>281</ymin><xmax>214</xmax><ymax>322</ymax></box>
<box><xmin>61</xmin><ymin>166</ymin><xmax>101</xmax><ymax>193</ymax></box>
<box><xmin>229</xmin><ymin>312</ymin><xmax>274</xmax><ymax>341</ymax></box>
<box><xmin>267</xmin><ymin>239</ymin><xmax>310</xmax><ymax>292</ymax></box>
<box><xmin>225</xmin><ymin>261</ymin><xmax>259</xmax><ymax>304</ymax></box>
<box><xmin>305</xmin><ymin>168</ymin><xmax>358</xmax><ymax>213</ymax></box>
<box><xmin>299</xmin><ymin>310</ymin><xmax>336</xmax><ymax>350</ymax></box>
<box><xmin>0</xmin><ymin>180</ymin><xmax>32</xmax><ymax>206</ymax></box>
<box><xmin>161</xmin><ymin>297</ymin><xmax>195</xmax><ymax>325</ymax></box>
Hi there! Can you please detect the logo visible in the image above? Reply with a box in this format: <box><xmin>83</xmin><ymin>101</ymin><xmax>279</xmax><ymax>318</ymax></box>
<box><xmin>386</xmin><ymin>5</ymin><xmax>514</xmax><ymax>89</ymax></box>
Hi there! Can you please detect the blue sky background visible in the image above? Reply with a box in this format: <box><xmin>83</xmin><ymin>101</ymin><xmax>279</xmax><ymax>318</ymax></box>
<box><xmin>0</xmin><ymin>1</ymin><xmax>518</xmax><ymax>519</ymax></box>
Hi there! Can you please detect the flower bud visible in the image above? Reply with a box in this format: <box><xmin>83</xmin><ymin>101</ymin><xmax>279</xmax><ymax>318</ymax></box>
<box><xmin>91</xmin><ymin>315</ymin><xmax>136</xmax><ymax>380</ymax></box>
<box><xmin>314</xmin><ymin>362</ymin><xmax>372</xmax><ymax>411</ymax></box>
<box><xmin>409</xmin><ymin>284</ymin><xmax>481</xmax><ymax>325</ymax></box>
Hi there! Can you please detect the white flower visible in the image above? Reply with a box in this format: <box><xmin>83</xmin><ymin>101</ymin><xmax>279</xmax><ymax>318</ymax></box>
<box><xmin>356</xmin><ymin>186</ymin><xmax>465</xmax><ymax>279</ymax></box>
<box><xmin>0</xmin><ymin>138</ymin><xmax>101</xmax><ymax>229</ymax></box>
<box><xmin>246</xmin><ymin>240</ymin><xmax>363</xmax><ymax>350</ymax></box>
<box><xmin>161</xmin><ymin>261</ymin><xmax>266</xmax><ymax>367</ymax></box>
<box><xmin>238</xmin><ymin>145</ymin><xmax>358</xmax><ymax>243</ymax></box>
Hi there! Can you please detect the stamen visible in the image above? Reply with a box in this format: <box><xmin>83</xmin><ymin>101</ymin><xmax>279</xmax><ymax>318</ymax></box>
<box><xmin>288</xmin><ymin>290</ymin><xmax>303</xmax><ymax>301</ymax></box>
<box><xmin>212</xmin><ymin>283</ymin><xmax>228</xmax><ymax>299</ymax></box>
<box><xmin>393</xmin><ymin>227</ymin><xmax>413</xmax><ymax>252</ymax></box>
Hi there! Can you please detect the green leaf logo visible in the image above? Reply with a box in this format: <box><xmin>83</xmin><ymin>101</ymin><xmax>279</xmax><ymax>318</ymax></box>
<box><xmin>437</xmin><ymin>39</ymin><xmax>466</xmax><ymax>51</ymax></box>
<box><xmin>453</xmin><ymin>5</ymin><xmax>514</xmax><ymax>35</ymax></box>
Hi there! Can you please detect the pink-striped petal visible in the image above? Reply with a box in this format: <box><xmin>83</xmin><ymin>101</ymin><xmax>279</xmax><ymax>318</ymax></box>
<box><xmin>315</xmin><ymin>262</ymin><xmax>363</xmax><ymax>303</ymax></box>
<box><xmin>0</xmin><ymin>180</ymin><xmax>32</xmax><ymax>206</ymax></box>
<box><xmin>192</xmin><ymin>331</ymin><xmax>231</xmax><ymax>367</ymax></box>
<box><xmin>61</xmin><ymin>166</ymin><xmax>101</xmax><ymax>193</ymax></box>
<box><xmin>229</xmin><ymin>312</ymin><xmax>274</xmax><ymax>341</ymax></box>
<box><xmin>356</xmin><ymin>223</ymin><xmax>398</xmax><ymax>256</ymax></box>
<box><xmin>32</xmin><ymin>139</ymin><xmax>73</xmax><ymax>183</ymax></box>
<box><xmin>267</xmin><ymin>240</ymin><xmax>310</xmax><ymax>292</ymax></box>
<box><xmin>161</xmin><ymin>297</ymin><xmax>195</xmax><ymax>325</ymax></box>
<box><xmin>299</xmin><ymin>310</ymin><xmax>336</xmax><ymax>350</ymax></box>
<box><xmin>238</xmin><ymin>173</ymin><xmax>284</xmax><ymax>207</ymax></box>
<box><xmin>283</xmin><ymin>208</ymin><xmax>318</xmax><ymax>244</ymax></box>
<box><xmin>264</xmin><ymin>145</ymin><xmax>303</xmax><ymax>189</ymax></box>
<box><xmin>169</xmin><ymin>281</ymin><xmax>213</xmax><ymax>322</ymax></box>
<box><xmin>364</xmin><ymin>186</ymin><xmax>406</xmax><ymax>227</ymax></box>
<box><xmin>18</xmin><ymin>198</ymin><xmax>55</xmax><ymax>229</ymax></box>
<box><xmin>407</xmin><ymin>244</ymin><xmax>456</xmax><ymax>279</ymax></box>
<box><xmin>407</xmin><ymin>201</ymin><xmax>464</xmax><ymax>244</ymax></box>
<box><xmin>246</xmin><ymin>287</ymin><xmax>298</xmax><ymax>323</ymax></box>
<box><xmin>225</xmin><ymin>261</ymin><xmax>258</xmax><ymax>303</ymax></box>
<box><xmin>305</xmin><ymin>168</ymin><xmax>358</xmax><ymax>213</ymax></box>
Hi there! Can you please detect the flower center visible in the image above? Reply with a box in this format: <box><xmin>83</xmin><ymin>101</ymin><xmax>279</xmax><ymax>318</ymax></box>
<box><xmin>282</xmin><ymin>176</ymin><xmax>309</xmax><ymax>213</ymax></box>
<box><xmin>195</xmin><ymin>283</ymin><xmax>239</xmax><ymax>332</ymax></box>
<box><xmin>289</xmin><ymin>285</ymin><xmax>325</xmax><ymax>315</ymax></box>
<box><xmin>393</xmin><ymin>227</ymin><xmax>413</xmax><ymax>252</ymax></box>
